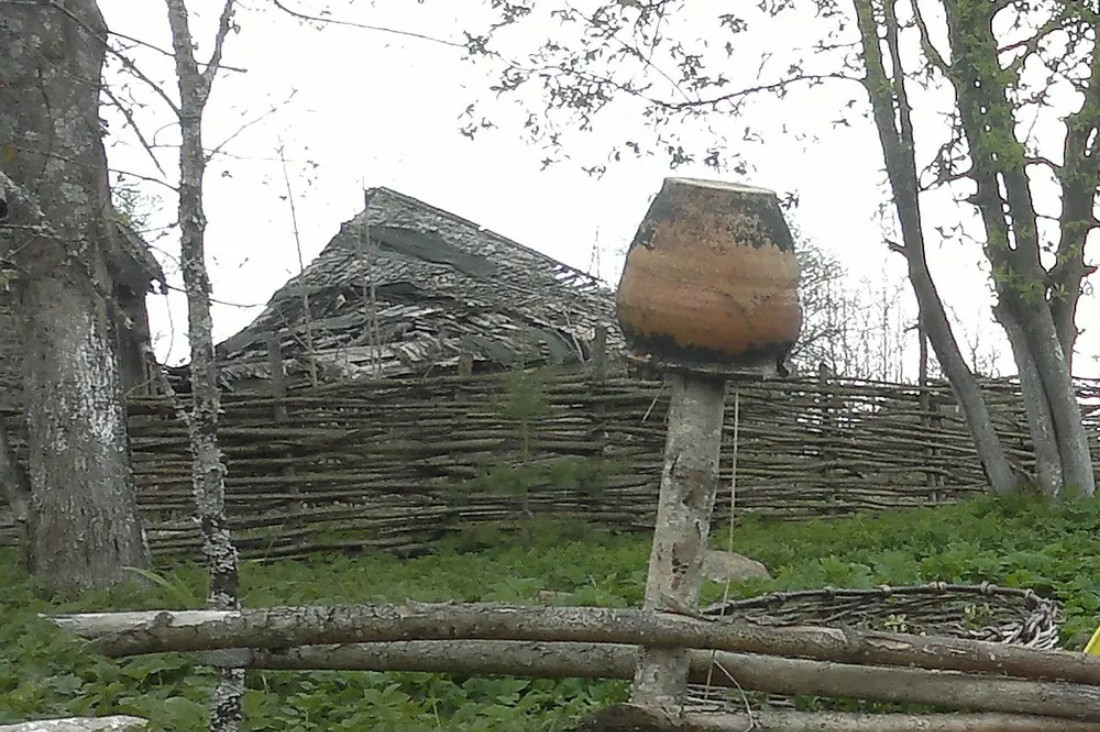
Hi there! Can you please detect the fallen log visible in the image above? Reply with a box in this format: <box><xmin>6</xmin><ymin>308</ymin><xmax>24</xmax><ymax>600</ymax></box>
<box><xmin>208</xmin><ymin>639</ymin><xmax>1100</xmax><ymax>721</ymax></box>
<box><xmin>45</xmin><ymin>602</ymin><xmax>1100</xmax><ymax>687</ymax></box>
<box><xmin>590</xmin><ymin>704</ymin><xmax>1100</xmax><ymax>731</ymax></box>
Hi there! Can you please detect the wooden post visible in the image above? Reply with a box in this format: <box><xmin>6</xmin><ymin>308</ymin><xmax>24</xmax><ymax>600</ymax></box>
<box><xmin>817</xmin><ymin>361</ymin><xmax>840</xmax><ymax>512</ymax></box>
<box><xmin>266</xmin><ymin>333</ymin><xmax>287</xmax><ymax>422</ymax></box>
<box><xmin>631</xmin><ymin>373</ymin><xmax>725</xmax><ymax>712</ymax></box>
<box><xmin>588</xmin><ymin>325</ymin><xmax>610</xmax><ymax>518</ymax></box>
<box><xmin>457</xmin><ymin>352</ymin><xmax>474</xmax><ymax>378</ymax></box>
<box><xmin>590</xmin><ymin>325</ymin><xmax>608</xmax><ymax>382</ymax></box>
<box><xmin>614</xmin><ymin>178</ymin><xmax>802</xmax><ymax>719</ymax></box>
<box><xmin>266</xmin><ymin>333</ymin><xmax>300</xmax><ymax>525</ymax></box>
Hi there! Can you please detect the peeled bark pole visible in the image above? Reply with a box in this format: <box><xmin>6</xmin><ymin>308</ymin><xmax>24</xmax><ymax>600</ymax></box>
<box><xmin>226</xmin><ymin>640</ymin><xmax>1100</xmax><ymax>723</ymax></box>
<box><xmin>630</xmin><ymin>375</ymin><xmax>725</xmax><ymax>710</ymax></box>
<box><xmin>51</xmin><ymin>603</ymin><xmax>1100</xmax><ymax>687</ymax></box>
<box><xmin>593</xmin><ymin>705</ymin><xmax>1100</xmax><ymax>732</ymax></box>
<box><xmin>616</xmin><ymin>178</ymin><xmax>802</xmax><ymax>714</ymax></box>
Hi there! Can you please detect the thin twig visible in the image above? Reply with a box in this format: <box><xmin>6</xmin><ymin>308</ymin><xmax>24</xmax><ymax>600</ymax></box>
<box><xmin>277</xmin><ymin>142</ymin><xmax>318</xmax><ymax>387</ymax></box>
<box><xmin>267</xmin><ymin>0</ymin><xmax>466</xmax><ymax>49</ymax></box>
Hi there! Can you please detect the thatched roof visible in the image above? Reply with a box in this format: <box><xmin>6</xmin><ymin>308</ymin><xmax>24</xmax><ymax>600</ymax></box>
<box><xmin>214</xmin><ymin>187</ymin><xmax>624</xmax><ymax>389</ymax></box>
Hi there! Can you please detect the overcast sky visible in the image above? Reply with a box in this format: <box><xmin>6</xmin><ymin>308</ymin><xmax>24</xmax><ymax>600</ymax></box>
<box><xmin>95</xmin><ymin>0</ymin><xmax>1099</xmax><ymax>379</ymax></box>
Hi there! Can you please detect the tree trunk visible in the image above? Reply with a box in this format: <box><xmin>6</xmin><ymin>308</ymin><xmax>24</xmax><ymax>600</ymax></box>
<box><xmin>994</xmin><ymin>304</ymin><xmax>1063</xmax><ymax>496</ymax></box>
<box><xmin>0</xmin><ymin>0</ymin><xmax>150</xmax><ymax>590</ymax></box>
<box><xmin>852</xmin><ymin>0</ymin><xmax>1021</xmax><ymax>496</ymax></box>
<box><xmin>163</xmin><ymin>2</ymin><xmax>244</xmax><ymax>729</ymax></box>
<box><xmin>1012</xmin><ymin>301</ymin><xmax>1094</xmax><ymax>496</ymax></box>
<box><xmin>939</xmin><ymin>0</ymin><xmax>1095</xmax><ymax>498</ymax></box>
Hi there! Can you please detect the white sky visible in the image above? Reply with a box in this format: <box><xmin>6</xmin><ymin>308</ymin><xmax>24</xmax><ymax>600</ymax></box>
<box><xmin>96</xmin><ymin>0</ymin><xmax>1100</xmax><ymax>379</ymax></box>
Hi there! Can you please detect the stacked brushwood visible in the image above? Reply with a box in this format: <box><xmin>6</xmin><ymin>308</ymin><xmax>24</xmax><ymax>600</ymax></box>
<box><xmin>1</xmin><ymin>371</ymin><xmax>1098</xmax><ymax>562</ymax></box>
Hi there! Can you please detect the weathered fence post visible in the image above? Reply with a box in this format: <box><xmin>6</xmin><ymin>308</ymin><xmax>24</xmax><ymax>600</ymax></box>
<box><xmin>615</xmin><ymin>178</ymin><xmax>802</xmax><ymax>719</ymax></box>
<box><xmin>266</xmin><ymin>333</ymin><xmax>301</xmax><ymax>526</ymax></box>
<box><xmin>266</xmin><ymin>333</ymin><xmax>288</xmax><ymax>422</ymax></box>
<box><xmin>590</xmin><ymin>325</ymin><xmax>608</xmax><ymax>382</ymax></box>
<box><xmin>457</xmin><ymin>352</ymin><xmax>474</xmax><ymax>378</ymax></box>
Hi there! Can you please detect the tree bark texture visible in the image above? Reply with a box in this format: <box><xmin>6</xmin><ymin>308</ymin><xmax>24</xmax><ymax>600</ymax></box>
<box><xmin>216</xmin><ymin>639</ymin><xmax>1100</xmax><ymax>722</ymax></box>
<box><xmin>632</xmin><ymin>374</ymin><xmax>725</xmax><ymax>715</ymax></box>
<box><xmin>994</xmin><ymin>303</ymin><xmax>1063</xmax><ymax>494</ymax></box>
<box><xmin>49</xmin><ymin>603</ymin><xmax>1100</xmax><ymax>688</ymax></box>
<box><xmin>163</xmin><ymin>1</ymin><xmax>243</xmax><ymax>730</ymax></box>
<box><xmin>0</xmin><ymin>422</ymin><xmax>30</xmax><ymax>535</ymax></box>
<box><xmin>592</xmin><ymin>704</ymin><xmax>1100</xmax><ymax>732</ymax></box>
<box><xmin>939</xmin><ymin>0</ymin><xmax>1095</xmax><ymax>498</ymax></box>
<box><xmin>851</xmin><ymin>0</ymin><xmax>1022</xmax><ymax>498</ymax></box>
<box><xmin>0</xmin><ymin>0</ymin><xmax>150</xmax><ymax>590</ymax></box>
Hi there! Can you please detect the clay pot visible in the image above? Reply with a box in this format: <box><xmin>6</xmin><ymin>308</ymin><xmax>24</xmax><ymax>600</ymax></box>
<box><xmin>616</xmin><ymin>177</ymin><xmax>802</xmax><ymax>372</ymax></box>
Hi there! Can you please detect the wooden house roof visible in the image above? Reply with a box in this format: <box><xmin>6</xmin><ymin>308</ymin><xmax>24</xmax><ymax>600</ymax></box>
<box><xmin>214</xmin><ymin>187</ymin><xmax>624</xmax><ymax>388</ymax></box>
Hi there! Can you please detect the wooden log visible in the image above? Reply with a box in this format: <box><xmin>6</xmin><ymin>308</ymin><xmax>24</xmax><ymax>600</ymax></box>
<box><xmin>633</xmin><ymin>374</ymin><xmax>726</xmax><ymax>713</ymax></box>
<box><xmin>229</xmin><ymin>639</ymin><xmax>1100</xmax><ymax>721</ymax></box>
<box><xmin>591</xmin><ymin>705</ymin><xmax>1100</xmax><ymax>732</ymax></box>
<box><xmin>46</xmin><ymin>603</ymin><xmax>1100</xmax><ymax>688</ymax></box>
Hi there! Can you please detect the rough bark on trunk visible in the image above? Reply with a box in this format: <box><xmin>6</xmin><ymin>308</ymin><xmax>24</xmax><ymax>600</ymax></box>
<box><xmin>0</xmin><ymin>0</ymin><xmax>150</xmax><ymax>590</ymax></box>
<box><xmin>0</xmin><ymin>424</ymin><xmax>31</xmax><ymax>564</ymax></box>
<box><xmin>852</xmin><ymin>0</ymin><xmax>1021</xmax><ymax>497</ymax></box>
<box><xmin>938</xmin><ymin>0</ymin><xmax>1095</xmax><ymax>498</ymax></box>
<box><xmin>631</xmin><ymin>374</ymin><xmax>725</xmax><ymax>716</ymax></box>
<box><xmin>163</xmin><ymin>1</ymin><xmax>243</xmax><ymax>729</ymax></box>
<box><xmin>994</xmin><ymin>304</ymin><xmax>1063</xmax><ymax>495</ymax></box>
<box><xmin>1012</xmin><ymin>301</ymin><xmax>1094</xmax><ymax>496</ymax></box>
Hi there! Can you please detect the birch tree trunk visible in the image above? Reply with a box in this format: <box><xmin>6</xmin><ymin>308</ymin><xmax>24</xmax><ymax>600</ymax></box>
<box><xmin>0</xmin><ymin>0</ymin><xmax>151</xmax><ymax>590</ymax></box>
<box><xmin>163</xmin><ymin>1</ymin><xmax>243</xmax><ymax>729</ymax></box>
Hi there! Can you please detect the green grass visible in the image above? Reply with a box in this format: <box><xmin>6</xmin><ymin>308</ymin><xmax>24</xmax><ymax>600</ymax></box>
<box><xmin>4</xmin><ymin>494</ymin><xmax>1100</xmax><ymax>730</ymax></box>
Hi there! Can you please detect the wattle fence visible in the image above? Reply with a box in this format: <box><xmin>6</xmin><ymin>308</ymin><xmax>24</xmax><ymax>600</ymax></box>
<box><xmin>2</xmin><ymin>369</ymin><xmax>1099</xmax><ymax>562</ymax></box>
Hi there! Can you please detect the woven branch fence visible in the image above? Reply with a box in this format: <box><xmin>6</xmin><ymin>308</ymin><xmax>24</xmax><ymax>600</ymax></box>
<box><xmin>2</xmin><ymin>369</ymin><xmax>1099</xmax><ymax>562</ymax></box>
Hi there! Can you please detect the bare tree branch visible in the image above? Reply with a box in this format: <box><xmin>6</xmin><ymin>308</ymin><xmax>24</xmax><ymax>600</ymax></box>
<box><xmin>200</xmin><ymin>0</ymin><xmax>238</xmax><ymax>93</ymax></box>
<box><xmin>101</xmin><ymin>85</ymin><xmax>168</xmax><ymax>178</ymax></box>
<box><xmin>267</xmin><ymin>0</ymin><xmax>467</xmax><ymax>49</ymax></box>
<box><xmin>909</xmin><ymin>0</ymin><xmax>949</xmax><ymax>75</ymax></box>
<box><xmin>204</xmin><ymin>91</ymin><xmax>297</xmax><ymax>164</ymax></box>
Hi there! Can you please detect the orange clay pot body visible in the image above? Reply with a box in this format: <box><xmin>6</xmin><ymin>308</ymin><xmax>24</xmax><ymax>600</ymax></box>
<box><xmin>616</xmin><ymin>178</ymin><xmax>802</xmax><ymax>370</ymax></box>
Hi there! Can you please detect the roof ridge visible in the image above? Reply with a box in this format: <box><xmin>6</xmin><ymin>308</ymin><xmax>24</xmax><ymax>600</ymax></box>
<box><xmin>361</xmin><ymin>186</ymin><xmax>605</xmax><ymax>285</ymax></box>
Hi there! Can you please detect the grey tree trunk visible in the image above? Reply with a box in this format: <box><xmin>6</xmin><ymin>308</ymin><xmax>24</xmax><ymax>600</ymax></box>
<box><xmin>852</xmin><ymin>0</ymin><xmax>1022</xmax><ymax>496</ymax></box>
<box><xmin>0</xmin><ymin>0</ymin><xmax>150</xmax><ymax>590</ymax></box>
<box><xmin>995</xmin><ymin>305</ymin><xmax>1063</xmax><ymax>496</ymax></box>
<box><xmin>163</xmin><ymin>1</ymin><xmax>244</xmax><ymax>729</ymax></box>
<box><xmin>938</xmin><ymin>0</ymin><xmax>1095</xmax><ymax>498</ymax></box>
